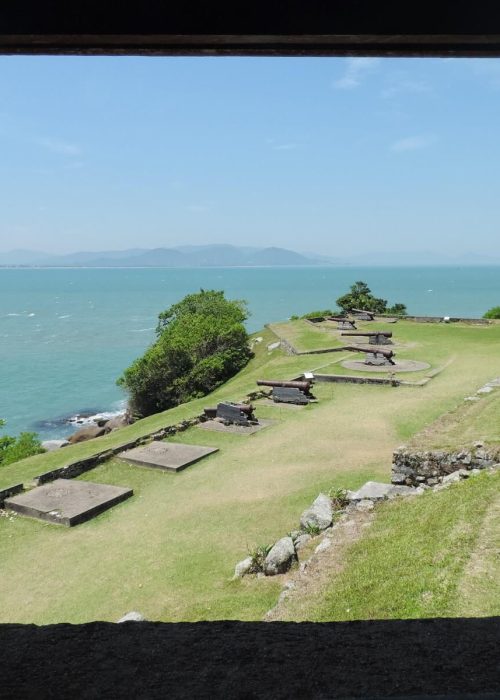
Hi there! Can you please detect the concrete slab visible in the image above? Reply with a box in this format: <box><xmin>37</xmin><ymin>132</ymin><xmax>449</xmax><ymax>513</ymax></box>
<box><xmin>341</xmin><ymin>359</ymin><xmax>430</xmax><ymax>373</ymax></box>
<box><xmin>197</xmin><ymin>418</ymin><xmax>274</xmax><ymax>435</ymax></box>
<box><xmin>257</xmin><ymin>398</ymin><xmax>317</xmax><ymax>409</ymax></box>
<box><xmin>4</xmin><ymin>479</ymin><xmax>133</xmax><ymax>527</ymax></box>
<box><xmin>120</xmin><ymin>441</ymin><xmax>218</xmax><ymax>472</ymax></box>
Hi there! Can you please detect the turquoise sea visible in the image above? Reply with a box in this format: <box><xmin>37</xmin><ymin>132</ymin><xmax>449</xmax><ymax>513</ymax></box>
<box><xmin>1</xmin><ymin>266</ymin><xmax>499</xmax><ymax>438</ymax></box>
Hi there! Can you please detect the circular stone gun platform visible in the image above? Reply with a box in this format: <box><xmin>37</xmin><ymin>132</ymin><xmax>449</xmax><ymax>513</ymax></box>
<box><xmin>4</xmin><ymin>479</ymin><xmax>133</xmax><ymax>527</ymax></box>
<box><xmin>120</xmin><ymin>441</ymin><xmax>218</xmax><ymax>472</ymax></box>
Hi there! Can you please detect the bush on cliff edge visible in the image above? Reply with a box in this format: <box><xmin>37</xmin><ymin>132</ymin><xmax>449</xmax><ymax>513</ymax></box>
<box><xmin>117</xmin><ymin>290</ymin><xmax>253</xmax><ymax>418</ymax></box>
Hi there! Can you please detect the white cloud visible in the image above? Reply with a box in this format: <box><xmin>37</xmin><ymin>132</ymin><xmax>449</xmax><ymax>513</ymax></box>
<box><xmin>381</xmin><ymin>79</ymin><xmax>430</xmax><ymax>99</ymax></box>
<box><xmin>333</xmin><ymin>57</ymin><xmax>380</xmax><ymax>90</ymax></box>
<box><xmin>391</xmin><ymin>134</ymin><xmax>436</xmax><ymax>152</ymax></box>
<box><xmin>37</xmin><ymin>137</ymin><xmax>82</xmax><ymax>156</ymax></box>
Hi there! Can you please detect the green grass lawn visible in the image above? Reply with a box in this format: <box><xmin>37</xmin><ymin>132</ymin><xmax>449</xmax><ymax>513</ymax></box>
<box><xmin>268</xmin><ymin>319</ymin><xmax>345</xmax><ymax>352</ymax></box>
<box><xmin>1</xmin><ymin>318</ymin><xmax>500</xmax><ymax>623</ymax></box>
<box><xmin>276</xmin><ymin>471</ymin><xmax>499</xmax><ymax>621</ymax></box>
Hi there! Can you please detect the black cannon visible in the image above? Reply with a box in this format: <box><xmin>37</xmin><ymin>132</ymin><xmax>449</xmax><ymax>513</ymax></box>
<box><xmin>204</xmin><ymin>402</ymin><xmax>257</xmax><ymax>426</ymax></box>
<box><xmin>344</xmin><ymin>345</ymin><xmax>396</xmax><ymax>366</ymax></box>
<box><xmin>327</xmin><ymin>315</ymin><xmax>357</xmax><ymax>331</ymax></box>
<box><xmin>341</xmin><ymin>331</ymin><xmax>393</xmax><ymax>345</ymax></box>
<box><xmin>256</xmin><ymin>379</ymin><xmax>314</xmax><ymax>404</ymax></box>
<box><xmin>352</xmin><ymin>308</ymin><xmax>375</xmax><ymax>321</ymax></box>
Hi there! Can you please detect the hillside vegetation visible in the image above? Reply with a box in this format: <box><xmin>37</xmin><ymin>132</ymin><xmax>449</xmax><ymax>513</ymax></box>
<box><xmin>0</xmin><ymin>317</ymin><xmax>499</xmax><ymax>624</ymax></box>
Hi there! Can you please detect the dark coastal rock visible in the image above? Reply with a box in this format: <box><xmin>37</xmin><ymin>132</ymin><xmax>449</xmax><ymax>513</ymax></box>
<box><xmin>67</xmin><ymin>425</ymin><xmax>107</xmax><ymax>444</ymax></box>
<box><xmin>103</xmin><ymin>414</ymin><xmax>132</xmax><ymax>432</ymax></box>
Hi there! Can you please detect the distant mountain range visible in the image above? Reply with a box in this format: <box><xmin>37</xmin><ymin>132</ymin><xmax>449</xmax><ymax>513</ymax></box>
<box><xmin>0</xmin><ymin>245</ymin><xmax>332</xmax><ymax>268</ymax></box>
<box><xmin>1</xmin><ymin>246</ymin><xmax>499</xmax><ymax>268</ymax></box>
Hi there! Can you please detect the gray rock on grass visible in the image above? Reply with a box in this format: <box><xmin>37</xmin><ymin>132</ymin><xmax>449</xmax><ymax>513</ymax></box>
<box><xmin>294</xmin><ymin>533</ymin><xmax>312</xmax><ymax>550</ymax></box>
<box><xmin>348</xmin><ymin>481</ymin><xmax>415</xmax><ymax>502</ymax></box>
<box><xmin>233</xmin><ymin>556</ymin><xmax>253</xmax><ymax>579</ymax></box>
<box><xmin>300</xmin><ymin>493</ymin><xmax>333</xmax><ymax>531</ymax></box>
<box><xmin>442</xmin><ymin>469</ymin><xmax>470</xmax><ymax>484</ymax></box>
<box><xmin>264</xmin><ymin>537</ymin><xmax>297</xmax><ymax>576</ymax></box>
<box><xmin>41</xmin><ymin>440</ymin><xmax>69</xmax><ymax>451</ymax></box>
<box><xmin>117</xmin><ymin>611</ymin><xmax>145</xmax><ymax>623</ymax></box>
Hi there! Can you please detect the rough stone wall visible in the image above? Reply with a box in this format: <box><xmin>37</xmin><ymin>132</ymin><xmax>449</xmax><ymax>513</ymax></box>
<box><xmin>392</xmin><ymin>445</ymin><xmax>500</xmax><ymax>486</ymax></box>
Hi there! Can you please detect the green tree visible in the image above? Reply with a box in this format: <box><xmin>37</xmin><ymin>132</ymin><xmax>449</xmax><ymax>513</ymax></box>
<box><xmin>118</xmin><ymin>290</ymin><xmax>253</xmax><ymax>417</ymax></box>
<box><xmin>336</xmin><ymin>281</ymin><xmax>407</xmax><ymax>316</ymax></box>
<box><xmin>0</xmin><ymin>420</ymin><xmax>44</xmax><ymax>467</ymax></box>
<box><xmin>483</xmin><ymin>306</ymin><xmax>500</xmax><ymax>319</ymax></box>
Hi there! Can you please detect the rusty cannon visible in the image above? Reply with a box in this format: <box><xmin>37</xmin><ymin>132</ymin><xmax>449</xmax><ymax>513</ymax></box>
<box><xmin>344</xmin><ymin>345</ymin><xmax>396</xmax><ymax>366</ymax></box>
<box><xmin>256</xmin><ymin>379</ymin><xmax>314</xmax><ymax>405</ymax></box>
<box><xmin>327</xmin><ymin>315</ymin><xmax>357</xmax><ymax>331</ymax></box>
<box><xmin>341</xmin><ymin>331</ymin><xmax>393</xmax><ymax>345</ymax></box>
<box><xmin>352</xmin><ymin>308</ymin><xmax>375</xmax><ymax>321</ymax></box>
<box><xmin>204</xmin><ymin>402</ymin><xmax>257</xmax><ymax>426</ymax></box>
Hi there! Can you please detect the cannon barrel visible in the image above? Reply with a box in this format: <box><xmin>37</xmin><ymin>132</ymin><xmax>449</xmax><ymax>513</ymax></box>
<box><xmin>341</xmin><ymin>331</ymin><xmax>392</xmax><ymax>337</ymax></box>
<box><xmin>257</xmin><ymin>379</ymin><xmax>311</xmax><ymax>391</ymax></box>
<box><xmin>344</xmin><ymin>345</ymin><xmax>395</xmax><ymax>358</ymax></box>
<box><xmin>217</xmin><ymin>402</ymin><xmax>254</xmax><ymax>415</ymax></box>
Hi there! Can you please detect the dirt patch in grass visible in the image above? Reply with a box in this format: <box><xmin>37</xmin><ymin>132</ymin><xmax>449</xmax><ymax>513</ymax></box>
<box><xmin>265</xmin><ymin>509</ymin><xmax>375</xmax><ymax>621</ymax></box>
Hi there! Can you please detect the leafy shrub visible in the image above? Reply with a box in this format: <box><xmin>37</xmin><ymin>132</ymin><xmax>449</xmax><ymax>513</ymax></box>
<box><xmin>483</xmin><ymin>306</ymin><xmax>500</xmax><ymax>319</ymax></box>
<box><xmin>118</xmin><ymin>290</ymin><xmax>253</xmax><ymax>417</ymax></box>
<box><xmin>302</xmin><ymin>522</ymin><xmax>321</xmax><ymax>536</ymax></box>
<box><xmin>247</xmin><ymin>543</ymin><xmax>272</xmax><ymax>573</ymax></box>
<box><xmin>336</xmin><ymin>281</ymin><xmax>406</xmax><ymax>316</ymax></box>
<box><xmin>329</xmin><ymin>487</ymin><xmax>350</xmax><ymax>510</ymax></box>
<box><xmin>0</xmin><ymin>421</ymin><xmax>44</xmax><ymax>467</ymax></box>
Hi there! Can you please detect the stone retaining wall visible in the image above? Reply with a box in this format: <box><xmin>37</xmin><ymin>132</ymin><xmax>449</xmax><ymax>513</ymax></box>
<box><xmin>31</xmin><ymin>417</ymin><xmax>203</xmax><ymax>486</ymax></box>
<box><xmin>392</xmin><ymin>445</ymin><xmax>500</xmax><ymax>486</ymax></box>
<box><xmin>0</xmin><ymin>483</ymin><xmax>24</xmax><ymax>507</ymax></box>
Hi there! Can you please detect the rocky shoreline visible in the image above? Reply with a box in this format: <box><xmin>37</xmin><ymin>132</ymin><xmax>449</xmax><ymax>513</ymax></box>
<box><xmin>41</xmin><ymin>411</ymin><xmax>133</xmax><ymax>451</ymax></box>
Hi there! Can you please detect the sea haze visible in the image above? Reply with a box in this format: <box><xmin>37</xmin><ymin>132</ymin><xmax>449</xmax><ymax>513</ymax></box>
<box><xmin>1</xmin><ymin>265</ymin><xmax>499</xmax><ymax>438</ymax></box>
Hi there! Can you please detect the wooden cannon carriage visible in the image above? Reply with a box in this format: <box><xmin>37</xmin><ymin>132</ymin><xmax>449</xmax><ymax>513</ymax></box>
<box><xmin>352</xmin><ymin>308</ymin><xmax>375</xmax><ymax>321</ymax></box>
<box><xmin>344</xmin><ymin>345</ymin><xmax>396</xmax><ymax>366</ymax></box>
<box><xmin>327</xmin><ymin>315</ymin><xmax>357</xmax><ymax>331</ymax></box>
<box><xmin>341</xmin><ymin>330</ymin><xmax>393</xmax><ymax>345</ymax></box>
<box><xmin>204</xmin><ymin>402</ymin><xmax>257</xmax><ymax>426</ymax></box>
<box><xmin>256</xmin><ymin>379</ymin><xmax>314</xmax><ymax>405</ymax></box>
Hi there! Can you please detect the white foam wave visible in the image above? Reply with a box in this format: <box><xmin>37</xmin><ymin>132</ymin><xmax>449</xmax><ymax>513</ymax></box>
<box><xmin>6</xmin><ymin>313</ymin><xmax>21</xmax><ymax>316</ymax></box>
<box><xmin>67</xmin><ymin>409</ymin><xmax>124</xmax><ymax>426</ymax></box>
<box><xmin>28</xmin><ymin>313</ymin><xmax>35</xmax><ymax>317</ymax></box>
<box><xmin>130</xmin><ymin>327</ymin><xmax>155</xmax><ymax>332</ymax></box>
<box><xmin>58</xmin><ymin>314</ymin><xmax>72</xmax><ymax>319</ymax></box>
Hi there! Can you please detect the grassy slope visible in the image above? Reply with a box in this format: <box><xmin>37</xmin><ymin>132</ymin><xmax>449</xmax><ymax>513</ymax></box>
<box><xmin>1</xmin><ymin>319</ymin><xmax>500</xmax><ymax>623</ymax></box>
<box><xmin>278</xmin><ymin>471</ymin><xmax>499</xmax><ymax>621</ymax></box>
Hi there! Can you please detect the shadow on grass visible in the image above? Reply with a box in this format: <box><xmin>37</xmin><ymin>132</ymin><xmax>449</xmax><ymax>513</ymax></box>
<box><xmin>1</xmin><ymin>617</ymin><xmax>499</xmax><ymax>698</ymax></box>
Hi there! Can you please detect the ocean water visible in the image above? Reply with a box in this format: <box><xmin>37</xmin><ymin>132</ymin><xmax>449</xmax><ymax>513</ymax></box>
<box><xmin>1</xmin><ymin>266</ymin><xmax>499</xmax><ymax>438</ymax></box>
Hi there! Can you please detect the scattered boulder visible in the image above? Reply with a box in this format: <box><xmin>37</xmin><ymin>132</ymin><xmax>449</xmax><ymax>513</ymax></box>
<box><xmin>41</xmin><ymin>439</ymin><xmax>69</xmax><ymax>451</ymax></box>
<box><xmin>294</xmin><ymin>533</ymin><xmax>311</xmax><ymax>550</ymax></box>
<box><xmin>233</xmin><ymin>557</ymin><xmax>253</xmax><ymax>579</ymax></box>
<box><xmin>117</xmin><ymin>611</ymin><xmax>145</xmax><ymax>623</ymax></box>
<box><xmin>477</xmin><ymin>386</ymin><xmax>493</xmax><ymax>394</ymax></box>
<box><xmin>300</xmin><ymin>493</ymin><xmax>333</xmax><ymax>531</ymax></box>
<box><xmin>264</xmin><ymin>537</ymin><xmax>297</xmax><ymax>576</ymax></box>
<box><xmin>103</xmin><ymin>415</ymin><xmax>132</xmax><ymax>432</ymax></box>
<box><xmin>67</xmin><ymin>425</ymin><xmax>107</xmax><ymax>443</ymax></box>
<box><xmin>349</xmin><ymin>482</ymin><xmax>416</xmax><ymax>502</ymax></box>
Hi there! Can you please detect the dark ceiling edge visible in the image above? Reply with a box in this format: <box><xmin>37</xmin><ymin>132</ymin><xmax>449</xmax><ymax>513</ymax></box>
<box><xmin>2</xmin><ymin>34</ymin><xmax>500</xmax><ymax>57</ymax></box>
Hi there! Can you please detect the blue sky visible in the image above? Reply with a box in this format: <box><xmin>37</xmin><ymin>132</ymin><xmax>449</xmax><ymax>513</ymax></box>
<box><xmin>1</xmin><ymin>56</ymin><xmax>500</xmax><ymax>257</ymax></box>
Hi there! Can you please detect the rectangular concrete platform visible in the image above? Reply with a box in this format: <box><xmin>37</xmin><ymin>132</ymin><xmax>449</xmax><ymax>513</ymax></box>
<box><xmin>120</xmin><ymin>441</ymin><xmax>218</xmax><ymax>472</ymax></box>
<box><xmin>197</xmin><ymin>418</ymin><xmax>274</xmax><ymax>435</ymax></box>
<box><xmin>4</xmin><ymin>479</ymin><xmax>133</xmax><ymax>527</ymax></box>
